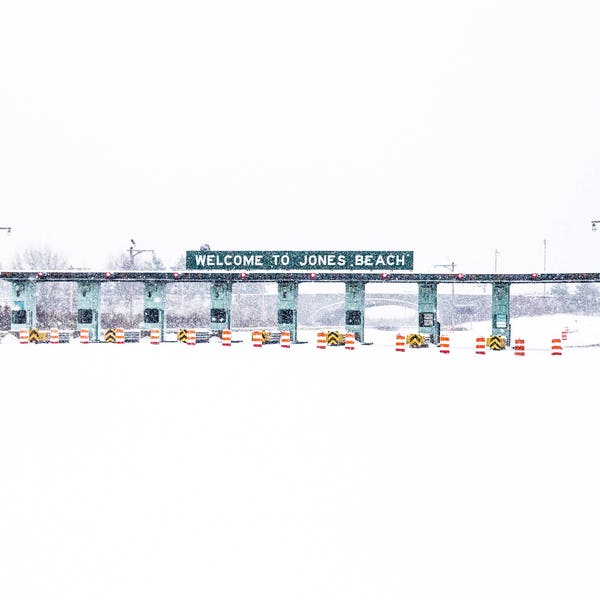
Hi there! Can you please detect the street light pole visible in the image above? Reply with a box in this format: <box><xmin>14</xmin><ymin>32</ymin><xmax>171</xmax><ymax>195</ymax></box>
<box><xmin>434</xmin><ymin>260</ymin><xmax>456</xmax><ymax>330</ymax></box>
<box><xmin>128</xmin><ymin>239</ymin><xmax>155</xmax><ymax>268</ymax></box>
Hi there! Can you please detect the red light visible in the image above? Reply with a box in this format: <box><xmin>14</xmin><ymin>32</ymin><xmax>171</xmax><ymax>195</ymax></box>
<box><xmin>173</xmin><ymin>271</ymin><xmax>180</xmax><ymax>278</ymax></box>
<box><xmin>239</xmin><ymin>272</ymin><xmax>248</xmax><ymax>280</ymax></box>
<box><xmin>309</xmin><ymin>272</ymin><xmax>317</xmax><ymax>280</ymax></box>
<box><xmin>456</xmin><ymin>273</ymin><xmax>464</xmax><ymax>280</ymax></box>
<box><xmin>531</xmin><ymin>273</ymin><xmax>539</xmax><ymax>279</ymax></box>
<box><xmin>104</xmin><ymin>271</ymin><xmax>111</xmax><ymax>278</ymax></box>
<box><xmin>37</xmin><ymin>271</ymin><xmax>44</xmax><ymax>278</ymax></box>
<box><xmin>381</xmin><ymin>273</ymin><xmax>390</xmax><ymax>280</ymax></box>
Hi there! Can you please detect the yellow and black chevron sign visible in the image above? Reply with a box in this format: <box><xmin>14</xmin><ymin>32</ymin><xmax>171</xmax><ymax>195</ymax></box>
<box><xmin>261</xmin><ymin>330</ymin><xmax>270</xmax><ymax>344</ymax></box>
<box><xmin>487</xmin><ymin>335</ymin><xmax>506</xmax><ymax>350</ymax></box>
<box><xmin>326</xmin><ymin>331</ymin><xmax>344</xmax><ymax>346</ymax></box>
<box><xmin>177</xmin><ymin>328</ymin><xmax>187</xmax><ymax>343</ymax></box>
<box><xmin>104</xmin><ymin>328</ymin><xmax>117</xmax><ymax>343</ymax></box>
<box><xmin>407</xmin><ymin>333</ymin><xmax>426</xmax><ymax>348</ymax></box>
<box><xmin>29</xmin><ymin>328</ymin><xmax>41</xmax><ymax>343</ymax></box>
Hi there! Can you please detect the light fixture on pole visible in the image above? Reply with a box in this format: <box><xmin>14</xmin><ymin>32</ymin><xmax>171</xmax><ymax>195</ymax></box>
<box><xmin>592</xmin><ymin>220</ymin><xmax>600</xmax><ymax>231</ymax></box>
<box><xmin>128</xmin><ymin>239</ymin><xmax>155</xmax><ymax>268</ymax></box>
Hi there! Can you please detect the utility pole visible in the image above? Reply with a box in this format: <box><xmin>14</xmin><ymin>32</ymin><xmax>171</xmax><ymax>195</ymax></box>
<box><xmin>434</xmin><ymin>260</ymin><xmax>456</xmax><ymax>330</ymax></box>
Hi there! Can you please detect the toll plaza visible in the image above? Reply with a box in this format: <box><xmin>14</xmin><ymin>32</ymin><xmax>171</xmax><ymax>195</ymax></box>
<box><xmin>1</xmin><ymin>250</ymin><xmax>599</xmax><ymax>344</ymax></box>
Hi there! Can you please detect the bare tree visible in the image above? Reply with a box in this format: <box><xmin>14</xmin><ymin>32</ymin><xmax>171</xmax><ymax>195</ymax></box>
<box><xmin>11</xmin><ymin>247</ymin><xmax>73</xmax><ymax>327</ymax></box>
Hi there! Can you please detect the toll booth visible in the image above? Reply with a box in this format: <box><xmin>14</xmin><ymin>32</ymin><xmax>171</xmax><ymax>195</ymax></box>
<box><xmin>277</xmin><ymin>281</ymin><xmax>298</xmax><ymax>342</ymax></box>
<box><xmin>11</xmin><ymin>280</ymin><xmax>36</xmax><ymax>332</ymax></box>
<box><xmin>76</xmin><ymin>281</ymin><xmax>101</xmax><ymax>341</ymax></box>
<box><xmin>142</xmin><ymin>282</ymin><xmax>166</xmax><ymax>340</ymax></box>
<box><xmin>491</xmin><ymin>282</ymin><xmax>511</xmax><ymax>344</ymax></box>
<box><xmin>210</xmin><ymin>281</ymin><xmax>232</xmax><ymax>333</ymax></box>
<box><xmin>418</xmin><ymin>282</ymin><xmax>440</xmax><ymax>344</ymax></box>
<box><xmin>345</xmin><ymin>282</ymin><xmax>365</xmax><ymax>342</ymax></box>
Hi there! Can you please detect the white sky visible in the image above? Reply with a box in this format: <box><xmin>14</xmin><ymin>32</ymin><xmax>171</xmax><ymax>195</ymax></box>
<box><xmin>1</xmin><ymin>1</ymin><xmax>599</xmax><ymax>272</ymax></box>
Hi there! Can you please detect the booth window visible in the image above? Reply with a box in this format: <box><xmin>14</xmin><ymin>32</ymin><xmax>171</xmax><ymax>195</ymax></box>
<box><xmin>278</xmin><ymin>309</ymin><xmax>294</xmax><ymax>324</ymax></box>
<box><xmin>78</xmin><ymin>309</ymin><xmax>94</xmax><ymax>324</ymax></box>
<box><xmin>144</xmin><ymin>308</ymin><xmax>160</xmax><ymax>323</ymax></box>
<box><xmin>346</xmin><ymin>310</ymin><xmax>362</xmax><ymax>325</ymax></box>
<box><xmin>11</xmin><ymin>310</ymin><xmax>27</xmax><ymax>324</ymax></box>
<box><xmin>211</xmin><ymin>308</ymin><xmax>227</xmax><ymax>323</ymax></box>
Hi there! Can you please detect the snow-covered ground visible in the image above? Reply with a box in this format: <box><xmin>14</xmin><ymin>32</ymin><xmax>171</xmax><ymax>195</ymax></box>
<box><xmin>1</xmin><ymin>315</ymin><xmax>599</xmax><ymax>599</ymax></box>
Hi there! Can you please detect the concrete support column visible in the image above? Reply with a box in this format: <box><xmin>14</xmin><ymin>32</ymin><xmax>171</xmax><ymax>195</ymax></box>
<box><xmin>277</xmin><ymin>281</ymin><xmax>298</xmax><ymax>343</ymax></box>
<box><xmin>345</xmin><ymin>281</ymin><xmax>365</xmax><ymax>343</ymax></box>
<box><xmin>491</xmin><ymin>282</ymin><xmax>511</xmax><ymax>344</ymax></box>
<box><xmin>76</xmin><ymin>281</ymin><xmax>101</xmax><ymax>341</ymax></box>
<box><xmin>210</xmin><ymin>281</ymin><xmax>232</xmax><ymax>333</ymax></box>
<box><xmin>417</xmin><ymin>282</ymin><xmax>440</xmax><ymax>345</ymax></box>
<box><xmin>143</xmin><ymin>281</ymin><xmax>166</xmax><ymax>340</ymax></box>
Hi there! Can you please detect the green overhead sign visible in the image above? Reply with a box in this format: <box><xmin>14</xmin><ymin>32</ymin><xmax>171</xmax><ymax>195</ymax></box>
<box><xmin>185</xmin><ymin>250</ymin><xmax>414</xmax><ymax>271</ymax></box>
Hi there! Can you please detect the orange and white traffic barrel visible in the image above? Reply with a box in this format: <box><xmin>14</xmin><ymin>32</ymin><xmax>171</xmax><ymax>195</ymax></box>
<box><xmin>19</xmin><ymin>329</ymin><xmax>29</xmax><ymax>344</ymax></box>
<box><xmin>317</xmin><ymin>331</ymin><xmax>327</xmax><ymax>349</ymax></box>
<box><xmin>252</xmin><ymin>330</ymin><xmax>263</xmax><ymax>348</ymax></box>
<box><xmin>79</xmin><ymin>328</ymin><xmax>90</xmax><ymax>344</ymax></box>
<box><xmin>186</xmin><ymin>329</ymin><xmax>196</xmax><ymax>346</ymax></box>
<box><xmin>395</xmin><ymin>334</ymin><xmax>406</xmax><ymax>352</ymax></box>
<box><xmin>222</xmin><ymin>329</ymin><xmax>232</xmax><ymax>347</ymax></box>
<box><xmin>150</xmin><ymin>328</ymin><xmax>160</xmax><ymax>345</ymax></box>
<box><xmin>475</xmin><ymin>337</ymin><xmax>486</xmax><ymax>355</ymax></box>
<box><xmin>280</xmin><ymin>330</ymin><xmax>291</xmax><ymax>349</ymax></box>
<box><xmin>116</xmin><ymin>328</ymin><xmax>125</xmax><ymax>344</ymax></box>
<box><xmin>439</xmin><ymin>335</ymin><xmax>450</xmax><ymax>354</ymax></box>
<box><xmin>514</xmin><ymin>338</ymin><xmax>525</xmax><ymax>357</ymax></box>
<box><xmin>551</xmin><ymin>338</ymin><xmax>562</xmax><ymax>356</ymax></box>
<box><xmin>49</xmin><ymin>327</ymin><xmax>60</xmax><ymax>344</ymax></box>
<box><xmin>345</xmin><ymin>332</ymin><xmax>356</xmax><ymax>350</ymax></box>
